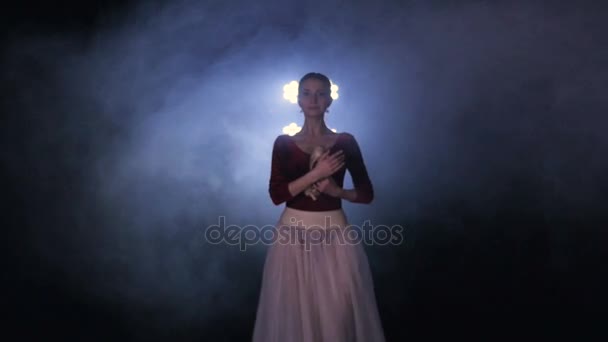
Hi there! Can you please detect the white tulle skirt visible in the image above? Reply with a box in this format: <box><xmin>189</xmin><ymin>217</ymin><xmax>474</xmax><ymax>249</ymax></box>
<box><xmin>252</xmin><ymin>207</ymin><xmax>386</xmax><ymax>342</ymax></box>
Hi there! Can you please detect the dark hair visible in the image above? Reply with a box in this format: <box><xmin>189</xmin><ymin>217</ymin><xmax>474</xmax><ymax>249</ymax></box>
<box><xmin>298</xmin><ymin>72</ymin><xmax>331</xmax><ymax>93</ymax></box>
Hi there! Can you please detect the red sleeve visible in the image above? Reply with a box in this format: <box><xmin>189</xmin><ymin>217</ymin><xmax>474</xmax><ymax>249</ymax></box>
<box><xmin>344</xmin><ymin>133</ymin><xmax>374</xmax><ymax>204</ymax></box>
<box><xmin>268</xmin><ymin>135</ymin><xmax>294</xmax><ymax>205</ymax></box>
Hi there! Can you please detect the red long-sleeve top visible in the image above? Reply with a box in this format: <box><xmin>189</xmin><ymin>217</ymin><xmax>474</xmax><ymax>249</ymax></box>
<box><xmin>268</xmin><ymin>132</ymin><xmax>374</xmax><ymax>211</ymax></box>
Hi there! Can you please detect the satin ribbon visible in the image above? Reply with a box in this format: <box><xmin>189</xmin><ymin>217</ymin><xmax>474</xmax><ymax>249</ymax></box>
<box><xmin>304</xmin><ymin>146</ymin><xmax>326</xmax><ymax>201</ymax></box>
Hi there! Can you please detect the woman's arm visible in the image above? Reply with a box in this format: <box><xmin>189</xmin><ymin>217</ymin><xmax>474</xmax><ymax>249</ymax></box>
<box><xmin>287</xmin><ymin>171</ymin><xmax>322</xmax><ymax>199</ymax></box>
<box><xmin>314</xmin><ymin>133</ymin><xmax>374</xmax><ymax>203</ymax></box>
<box><xmin>336</xmin><ymin>188</ymin><xmax>358</xmax><ymax>202</ymax></box>
<box><xmin>343</xmin><ymin>133</ymin><xmax>374</xmax><ymax>204</ymax></box>
<box><xmin>316</xmin><ymin>179</ymin><xmax>363</xmax><ymax>202</ymax></box>
<box><xmin>269</xmin><ymin>136</ymin><xmax>299</xmax><ymax>205</ymax></box>
<box><xmin>269</xmin><ymin>136</ymin><xmax>346</xmax><ymax>205</ymax></box>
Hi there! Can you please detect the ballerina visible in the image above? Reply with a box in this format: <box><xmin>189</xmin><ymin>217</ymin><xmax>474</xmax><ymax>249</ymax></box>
<box><xmin>252</xmin><ymin>72</ymin><xmax>386</xmax><ymax>342</ymax></box>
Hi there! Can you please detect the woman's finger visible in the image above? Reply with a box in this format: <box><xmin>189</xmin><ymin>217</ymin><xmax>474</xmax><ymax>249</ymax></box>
<box><xmin>328</xmin><ymin>155</ymin><xmax>344</xmax><ymax>165</ymax></box>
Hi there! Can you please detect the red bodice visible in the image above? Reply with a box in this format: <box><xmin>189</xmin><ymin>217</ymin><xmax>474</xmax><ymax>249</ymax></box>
<box><xmin>268</xmin><ymin>132</ymin><xmax>374</xmax><ymax>211</ymax></box>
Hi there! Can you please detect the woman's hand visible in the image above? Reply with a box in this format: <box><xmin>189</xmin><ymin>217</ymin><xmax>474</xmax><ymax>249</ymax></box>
<box><xmin>315</xmin><ymin>176</ymin><xmax>344</xmax><ymax>198</ymax></box>
<box><xmin>312</xmin><ymin>150</ymin><xmax>344</xmax><ymax>180</ymax></box>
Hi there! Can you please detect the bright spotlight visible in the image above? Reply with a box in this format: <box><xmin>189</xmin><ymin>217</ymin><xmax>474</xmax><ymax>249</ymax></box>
<box><xmin>283</xmin><ymin>79</ymin><xmax>340</xmax><ymax>103</ymax></box>
<box><xmin>283</xmin><ymin>81</ymin><xmax>299</xmax><ymax>104</ymax></box>
<box><xmin>282</xmin><ymin>122</ymin><xmax>301</xmax><ymax>136</ymax></box>
<box><xmin>330</xmin><ymin>82</ymin><xmax>339</xmax><ymax>100</ymax></box>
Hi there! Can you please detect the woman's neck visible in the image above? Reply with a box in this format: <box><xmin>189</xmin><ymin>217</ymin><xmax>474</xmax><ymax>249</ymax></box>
<box><xmin>299</xmin><ymin>117</ymin><xmax>330</xmax><ymax>137</ymax></box>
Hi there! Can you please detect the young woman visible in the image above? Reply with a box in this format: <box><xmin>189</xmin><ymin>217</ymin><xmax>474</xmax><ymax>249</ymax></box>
<box><xmin>252</xmin><ymin>72</ymin><xmax>385</xmax><ymax>342</ymax></box>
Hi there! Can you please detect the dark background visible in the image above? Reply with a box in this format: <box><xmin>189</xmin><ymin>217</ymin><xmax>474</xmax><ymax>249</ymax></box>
<box><xmin>2</xmin><ymin>0</ymin><xmax>606</xmax><ymax>340</ymax></box>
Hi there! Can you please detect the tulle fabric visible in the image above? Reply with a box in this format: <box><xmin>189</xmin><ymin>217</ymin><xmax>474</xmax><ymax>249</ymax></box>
<box><xmin>252</xmin><ymin>207</ymin><xmax>386</xmax><ymax>342</ymax></box>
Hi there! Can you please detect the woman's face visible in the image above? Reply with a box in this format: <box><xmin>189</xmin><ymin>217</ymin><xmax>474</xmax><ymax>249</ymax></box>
<box><xmin>298</xmin><ymin>78</ymin><xmax>332</xmax><ymax>116</ymax></box>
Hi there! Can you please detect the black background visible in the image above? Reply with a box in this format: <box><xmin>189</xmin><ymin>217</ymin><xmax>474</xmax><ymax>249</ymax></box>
<box><xmin>3</xmin><ymin>0</ymin><xmax>606</xmax><ymax>341</ymax></box>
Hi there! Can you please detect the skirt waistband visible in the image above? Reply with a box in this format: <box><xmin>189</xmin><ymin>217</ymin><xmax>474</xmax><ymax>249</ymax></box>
<box><xmin>279</xmin><ymin>207</ymin><xmax>348</xmax><ymax>229</ymax></box>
